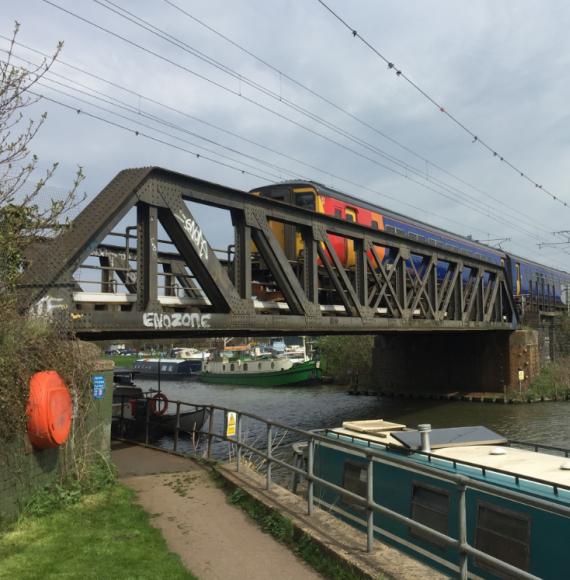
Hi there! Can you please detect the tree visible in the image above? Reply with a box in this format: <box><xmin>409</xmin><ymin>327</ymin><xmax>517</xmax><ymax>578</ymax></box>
<box><xmin>0</xmin><ymin>22</ymin><xmax>84</xmax><ymax>293</ymax></box>
<box><xmin>0</xmin><ymin>23</ymin><xmax>91</xmax><ymax>442</ymax></box>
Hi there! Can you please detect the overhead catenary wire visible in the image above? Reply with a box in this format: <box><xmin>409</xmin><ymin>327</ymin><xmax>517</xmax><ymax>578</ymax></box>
<box><xmin>20</xmin><ymin>4</ymin><xmax>570</xmax><ymax>265</ymax></box>
<box><xmin>160</xmin><ymin>0</ymin><xmax>556</xmax><ymax>238</ymax></box>
<box><xmin>27</xmin><ymin>89</ymin><xmax>570</xmax><ymax>271</ymax></box>
<box><xmin>24</xmin><ymin>65</ymin><xmax>570</xmax><ymax>267</ymax></box>
<box><xmin>316</xmin><ymin>0</ymin><xmax>570</xmax><ymax>209</ymax></box>
<box><xmin>92</xmin><ymin>0</ymin><xmax>551</xmax><ymax>236</ymax></box>
<box><xmin>4</xmin><ymin>43</ymin><xmax>557</xmax><ymax>252</ymax></box>
<box><xmin>40</xmin><ymin>0</ymin><xmax>551</xmax><ymax>241</ymax></box>
<box><xmin>4</xmin><ymin>51</ymin><xmax>568</xmax><ymax>269</ymax></box>
<box><xmin>0</xmin><ymin>42</ymin><xmax>493</xmax><ymax>235</ymax></box>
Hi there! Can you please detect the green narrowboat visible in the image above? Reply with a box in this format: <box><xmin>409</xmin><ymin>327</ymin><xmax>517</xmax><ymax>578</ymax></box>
<box><xmin>311</xmin><ymin>419</ymin><xmax>570</xmax><ymax>579</ymax></box>
<box><xmin>200</xmin><ymin>355</ymin><xmax>321</xmax><ymax>386</ymax></box>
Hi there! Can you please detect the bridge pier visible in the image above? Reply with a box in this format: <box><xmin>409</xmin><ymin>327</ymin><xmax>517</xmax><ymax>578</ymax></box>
<box><xmin>372</xmin><ymin>330</ymin><xmax>539</xmax><ymax>395</ymax></box>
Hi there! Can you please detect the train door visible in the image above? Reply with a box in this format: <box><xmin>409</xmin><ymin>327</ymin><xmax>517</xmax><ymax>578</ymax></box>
<box><xmin>345</xmin><ymin>207</ymin><xmax>357</xmax><ymax>267</ymax></box>
<box><xmin>293</xmin><ymin>189</ymin><xmax>316</xmax><ymax>258</ymax></box>
<box><xmin>252</xmin><ymin>186</ymin><xmax>292</xmax><ymax>256</ymax></box>
<box><xmin>515</xmin><ymin>262</ymin><xmax>521</xmax><ymax>296</ymax></box>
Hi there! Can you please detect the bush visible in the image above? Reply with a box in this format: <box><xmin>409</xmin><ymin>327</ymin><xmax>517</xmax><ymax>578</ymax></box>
<box><xmin>318</xmin><ymin>335</ymin><xmax>374</xmax><ymax>386</ymax></box>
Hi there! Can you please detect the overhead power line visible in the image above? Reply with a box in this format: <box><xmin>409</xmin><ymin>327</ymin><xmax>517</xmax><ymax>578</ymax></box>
<box><xmin>4</xmin><ymin>35</ymin><xmax>553</xmax><ymax>249</ymax></box>
<box><xmin>161</xmin><ymin>0</ymin><xmax>555</xmax><ymax>237</ymax></box>
<box><xmin>1</xmin><ymin>46</ymin><xmax>499</xmax><ymax>238</ymax></box>
<box><xmin>30</xmin><ymin>1</ymin><xmax>570</xmax><ymax>262</ymax></box>
<box><xmin>3</xmin><ymin>46</ymin><xmax>568</xmax><ymax>268</ymax></box>
<box><xmin>42</xmin><ymin>0</ymin><xmax>552</xmax><ymax>241</ymax></box>
<box><xmin>316</xmin><ymin>0</ymin><xmax>570</xmax><ymax>209</ymax></box>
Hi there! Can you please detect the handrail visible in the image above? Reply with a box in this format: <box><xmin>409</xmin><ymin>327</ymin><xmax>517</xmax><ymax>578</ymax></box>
<box><xmin>323</xmin><ymin>428</ymin><xmax>570</xmax><ymax>496</ymax></box>
<box><xmin>113</xmin><ymin>395</ymin><xmax>567</xmax><ymax>580</ymax></box>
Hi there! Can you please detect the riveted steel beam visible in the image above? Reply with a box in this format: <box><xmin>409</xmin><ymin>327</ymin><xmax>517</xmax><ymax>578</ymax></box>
<box><xmin>21</xmin><ymin>167</ymin><xmax>520</xmax><ymax>337</ymax></box>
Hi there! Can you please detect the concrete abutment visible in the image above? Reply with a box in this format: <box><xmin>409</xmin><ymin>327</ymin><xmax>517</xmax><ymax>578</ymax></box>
<box><xmin>372</xmin><ymin>330</ymin><xmax>539</xmax><ymax>395</ymax></box>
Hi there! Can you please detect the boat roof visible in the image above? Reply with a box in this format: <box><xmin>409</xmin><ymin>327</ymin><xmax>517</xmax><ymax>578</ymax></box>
<box><xmin>135</xmin><ymin>358</ymin><xmax>187</xmax><ymax>363</ymax></box>
<box><xmin>324</xmin><ymin>419</ymin><xmax>570</xmax><ymax>501</ymax></box>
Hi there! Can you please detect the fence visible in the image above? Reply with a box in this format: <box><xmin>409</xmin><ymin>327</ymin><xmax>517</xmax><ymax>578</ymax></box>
<box><xmin>113</xmin><ymin>394</ymin><xmax>570</xmax><ymax>580</ymax></box>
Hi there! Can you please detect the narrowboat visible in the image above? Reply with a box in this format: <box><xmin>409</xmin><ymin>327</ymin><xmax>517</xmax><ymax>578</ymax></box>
<box><xmin>200</xmin><ymin>351</ymin><xmax>321</xmax><ymax>386</ymax></box>
<box><xmin>169</xmin><ymin>347</ymin><xmax>210</xmax><ymax>372</ymax></box>
<box><xmin>132</xmin><ymin>358</ymin><xmax>194</xmax><ymax>379</ymax></box>
<box><xmin>310</xmin><ymin>419</ymin><xmax>570</xmax><ymax>579</ymax></box>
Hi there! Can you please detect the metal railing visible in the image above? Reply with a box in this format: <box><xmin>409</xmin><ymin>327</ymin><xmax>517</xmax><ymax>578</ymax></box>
<box><xmin>113</xmin><ymin>396</ymin><xmax>570</xmax><ymax>580</ymax></box>
<box><xmin>325</xmin><ymin>429</ymin><xmax>570</xmax><ymax>497</ymax></box>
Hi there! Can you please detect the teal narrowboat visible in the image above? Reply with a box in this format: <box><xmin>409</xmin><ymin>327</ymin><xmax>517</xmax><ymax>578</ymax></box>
<box><xmin>311</xmin><ymin>419</ymin><xmax>570</xmax><ymax>579</ymax></box>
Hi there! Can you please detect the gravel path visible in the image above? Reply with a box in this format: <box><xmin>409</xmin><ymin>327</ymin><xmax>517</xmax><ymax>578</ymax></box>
<box><xmin>113</xmin><ymin>443</ymin><xmax>321</xmax><ymax>580</ymax></box>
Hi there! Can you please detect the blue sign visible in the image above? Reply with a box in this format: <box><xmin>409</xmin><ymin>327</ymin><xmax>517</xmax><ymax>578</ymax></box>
<box><xmin>92</xmin><ymin>375</ymin><xmax>106</xmax><ymax>400</ymax></box>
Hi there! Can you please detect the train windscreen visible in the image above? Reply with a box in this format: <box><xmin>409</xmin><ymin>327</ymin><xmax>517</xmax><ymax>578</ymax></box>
<box><xmin>295</xmin><ymin>192</ymin><xmax>315</xmax><ymax>210</ymax></box>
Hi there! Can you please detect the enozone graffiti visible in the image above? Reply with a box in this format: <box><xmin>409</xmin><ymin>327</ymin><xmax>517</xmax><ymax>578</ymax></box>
<box><xmin>175</xmin><ymin>212</ymin><xmax>208</xmax><ymax>261</ymax></box>
<box><xmin>142</xmin><ymin>312</ymin><xmax>211</xmax><ymax>329</ymax></box>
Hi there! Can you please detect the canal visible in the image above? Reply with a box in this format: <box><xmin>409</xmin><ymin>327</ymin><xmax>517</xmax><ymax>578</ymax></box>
<box><xmin>138</xmin><ymin>378</ymin><xmax>570</xmax><ymax>450</ymax></box>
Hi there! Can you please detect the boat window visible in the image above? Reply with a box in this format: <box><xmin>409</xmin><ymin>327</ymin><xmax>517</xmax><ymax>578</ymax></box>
<box><xmin>271</xmin><ymin>362</ymin><xmax>275</xmax><ymax>369</ymax></box>
<box><xmin>258</xmin><ymin>363</ymin><xmax>262</xmax><ymax>370</ymax></box>
<box><xmin>410</xmin><ymin>483</ymin><xmax>449</xmax><ymax>547</ymax></box>
<box><xmin>475</xmin><ymin>502</ymin><xmax>531</xmax><ymax>574</ymax></box>
<box><xmin>223</xmin><ymin>364</ymin><xmax>226</xmax><ymax>371</ymax></box>
<box><xmin>230</xmin><ymin>363</ymin><xmax>235</xmax><ymax>371</ymax></box>
<box><xmin>341</xmin><ymin>461</ymin><xmax>367</xmax><ymax>511</ymax></box>
<box><xmin>243</xmin><ymin>363</ymin><xmax>248</xmax><ymax>371</ymax></box>
<box><xmin>295</xmin><ymin>192</ymin><xmax>315</xmax><ymax>211</ymax></box>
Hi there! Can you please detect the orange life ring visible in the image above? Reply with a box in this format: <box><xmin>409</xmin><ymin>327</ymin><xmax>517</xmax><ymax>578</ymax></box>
<box><xmin>149</xmin><ymin>392</ymin><xmax>169</xmax><ymax>416</ymax></box>
<box><xmin>26</xmin><ymin>370</ymin><xmax>72</xmax><ymax>449</ymax></box>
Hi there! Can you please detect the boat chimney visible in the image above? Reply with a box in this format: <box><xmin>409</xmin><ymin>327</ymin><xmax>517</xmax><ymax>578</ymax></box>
<box><xmin>418</xmin><ymin>424</ymin><xmax>432</xmax><ymax>453</ymax></box>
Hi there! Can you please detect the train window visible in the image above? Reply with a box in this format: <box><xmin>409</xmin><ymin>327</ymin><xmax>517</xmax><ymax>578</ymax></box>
<box><xmin>410</xmin><ymin>483</ymin><xmax>449</xmax><ymax>548</ymax></box>
<box><xmin>396</xmin><ymin>228</ymin><xmax>405</xmax><ymax>237</ymax></box>
<box><xmin>295</xmin><ymin>192</ymin><xmax>315</xmax><ymax>210</ymax></box>
<box><xmin>418</xmin><ymin>235</ymin><xmax>425</xmax><ymax>244</ymax></box>
<box><xmin>371</xmin><ymin>220</ymin><xmax>379</xmax><ymax>230</ymax></box>
<box><xmin>475</xmin><ymin>502</ymin><xmax>530</xmax><ymax>574</ymax></box>
<box><xmin>342</xmin><ymin>461</ymin><xmax>367</xmax><ymax>511</ymax></box>
<box><xmin>345</xmin><ymin>207</ymin><xmax>356</xmax><ymax>223</ymax></box>
<box><xmin>385</xmin><ymin>225</ymin><xmax>396</xmax><ymax>234</ymax></box>
<box><xmin>334</xmin><ymin>208</ymin><xmax>342</xmax><ymax>219</ymax></box>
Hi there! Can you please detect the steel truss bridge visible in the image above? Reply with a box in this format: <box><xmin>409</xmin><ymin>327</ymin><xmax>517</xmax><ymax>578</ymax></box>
<box><xmin>21</xmin><ymin>167</ymin><xmax>518</xmax><ymax>339</ymax></box>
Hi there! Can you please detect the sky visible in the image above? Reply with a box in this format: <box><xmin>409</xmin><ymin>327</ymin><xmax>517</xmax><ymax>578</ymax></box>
<box><xmin>3</xmin><ymin>0</ymin><xmax>570</xmax><ymax>270</ymax></box>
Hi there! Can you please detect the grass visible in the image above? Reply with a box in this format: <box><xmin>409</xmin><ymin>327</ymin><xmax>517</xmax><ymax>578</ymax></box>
<box><xmin>225</xmin><ymin>486</ymin><xmax>367</xmax><ymax>580</ymax></box>
<box><xmin>0</xmin><ymin>484</ymin><xmax>195</xmax><ymax>580</ymax></box>
<box><xmin>105</xmin><ymin>354</ymin><xmax>139</xmax><ymax>368</ymax></box>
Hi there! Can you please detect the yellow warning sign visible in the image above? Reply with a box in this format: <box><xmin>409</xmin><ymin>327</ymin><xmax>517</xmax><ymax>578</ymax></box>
<box><xmin>226</xmin><ymin>411</ymin><xmax>237</xmax><ymax>437</ymax></box>
<box><xmin>518</xmin><ymin>370</ymin><xmax>525</xmax><ymax>382</ymax></box>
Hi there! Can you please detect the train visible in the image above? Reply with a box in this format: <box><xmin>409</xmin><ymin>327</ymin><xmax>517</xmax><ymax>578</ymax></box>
<box><xmin>251</xmin><ymin>181</ymin><xmax>570</xmax><ymax>311</ymax></box>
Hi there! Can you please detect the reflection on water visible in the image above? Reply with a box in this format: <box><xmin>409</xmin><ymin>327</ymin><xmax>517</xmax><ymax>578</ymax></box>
<box><xmin>139</xmin><ymin>377</ymin><xmax>570</xmax><ymax>453</ymax></box>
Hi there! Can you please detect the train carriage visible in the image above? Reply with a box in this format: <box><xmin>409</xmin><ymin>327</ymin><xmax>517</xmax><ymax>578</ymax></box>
<box><xmin>251</xmin><ymin>181</ymin><xmax>570</xmax><ymax>311</ymax></box>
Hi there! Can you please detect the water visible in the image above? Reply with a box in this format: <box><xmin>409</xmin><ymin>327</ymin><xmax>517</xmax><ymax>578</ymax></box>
<box><xmin>139</xmin><ymin>378</ymin><xmax>570</xmax><ymax>449</ymax></box>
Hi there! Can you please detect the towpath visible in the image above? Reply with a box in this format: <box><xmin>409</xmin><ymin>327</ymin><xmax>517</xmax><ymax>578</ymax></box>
<box><xmin>112</xmin><ymin>442</ymin><xmax>322</xmax><ymax>580</ymax></box>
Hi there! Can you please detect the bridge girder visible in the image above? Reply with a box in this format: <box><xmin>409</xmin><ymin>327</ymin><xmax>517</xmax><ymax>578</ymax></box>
<box><xmin>21</xmin><ymin>167</ymin><xmax>518</xmax><ymax>339</ymax></box>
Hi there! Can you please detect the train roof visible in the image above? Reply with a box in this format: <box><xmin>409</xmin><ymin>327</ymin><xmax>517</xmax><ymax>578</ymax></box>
<box><xmin>256</xmin><ymin>180</ymin><xmax>501</xmax><ymax>252</ymax></box>
<box><xmin>254</xmin><ymin>180</ymin><xmax>570</xmax><ymax>277</ymax></box>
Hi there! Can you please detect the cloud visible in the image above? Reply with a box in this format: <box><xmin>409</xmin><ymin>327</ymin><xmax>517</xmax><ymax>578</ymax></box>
<box><xmin>3</xmin><ymin>0</ymin><xmax>570</xmax><ymax>268</ymax></box>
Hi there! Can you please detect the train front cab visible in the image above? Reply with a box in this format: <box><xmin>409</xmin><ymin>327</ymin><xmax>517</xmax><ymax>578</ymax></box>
<box><xmin>252</xmin><ymin>184</ymin><xmax>384</xmax><ymax>268</ymax></box>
